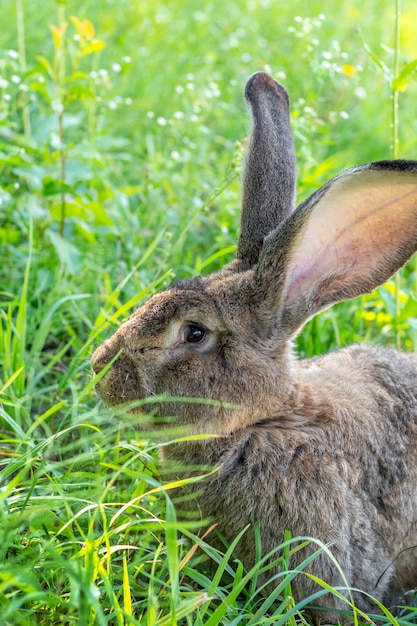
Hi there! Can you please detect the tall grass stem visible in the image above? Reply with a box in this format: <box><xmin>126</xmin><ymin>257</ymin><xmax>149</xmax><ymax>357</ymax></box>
<box><xmin>15</xmin><ymin>0</ymin><xmax>31</xmax><ymax>136</ymax></box>
<box><xmin>392</xmin><ymin>0</ymin><xmax>401</xmax><ymax>348</ymax></box>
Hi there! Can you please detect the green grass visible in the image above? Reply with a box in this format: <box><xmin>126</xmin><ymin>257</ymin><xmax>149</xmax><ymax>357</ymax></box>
<box><xmin>1</xmin><ymin>0</ymin><xmax>417</xmax><ymax>623</ymax></box>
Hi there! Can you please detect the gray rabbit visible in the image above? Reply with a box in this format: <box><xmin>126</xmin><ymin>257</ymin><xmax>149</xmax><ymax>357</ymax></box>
<box><xmin>92</xmin><ymin>72</ymin><xmax>417</xmax><ymax>622</ymax></box>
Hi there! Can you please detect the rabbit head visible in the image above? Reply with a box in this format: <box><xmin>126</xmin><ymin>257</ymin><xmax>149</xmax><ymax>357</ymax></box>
<box><xmin>92</xmin><ymin>72</ymin><xmax>417</xmax><ymax>437</ymax></box>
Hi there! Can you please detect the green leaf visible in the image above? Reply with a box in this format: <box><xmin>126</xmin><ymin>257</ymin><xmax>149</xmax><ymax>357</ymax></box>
<box><xmin>66</xmin><ymin>84</ymin><xmax>96</xmax><ymax>100</ymax></box>
<box><xmin>46</xmin><ymin>229</ymin><xmax>82</xmax><ymax>274</ymax></box>
<box><xmin>43</xmin><ymin>177</ymin><xmax>75</xmax><ymax>196</ymax></box>
<box><xmin>398</xmin><ymin>294</ymin><xmax>417</xmax><ymax>323</ymax></box>
<box><xmin>392</xmin><ymin>58</ymin><xmax>417</xmax><ymax>92</ymax></box>
<box><xmin>359</xmin><ymin>34</ymin><xmax>393</xmax><ymax>82</ymax></box>
<box><xmin>35</xmin><ymin>55</ymin><xmax>53</xmax><ymax>76</ymax></box>
<box><xmin>0</xmin><ymin>228</ymin><xmax>20</xmax><ymax>244</ymax></box>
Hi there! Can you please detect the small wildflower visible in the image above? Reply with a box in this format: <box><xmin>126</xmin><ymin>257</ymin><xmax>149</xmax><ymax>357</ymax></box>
<box><xmin>175</xmin><ymin>85</ymin><xmax>184</xmax><ymax>94</ymax></box>
<box><xmin>112</xmin><ymin>63</ymin><xmax>122</xmax><ymax>73</ymax></box>
<box><xmin>340</xmin><ymin>111</ymin><xmax>350</xmax><ymax>120</ymax></box>
<box><xmin>156</xmin><ymin>116</ymin><xmax>167</xmax><ymax>126</ymax></box>
<box><xmin>147</xmin><ymin>111</ymin><xmax>155</xmax><ymax>118</ymax></box>
<box><xmin>354</xmin><ymin>87</ymin><xmax>367</xmax><ymax>100</ymax></box>
<box><xmin>0</xmin><ymin>78</ymin><xmax>9</xmax><ymax>89</ymax></box>
<box><xmin>342</xmin><ymin>65</ymin><xmax>356</xmax><ymax>77</ymax></box>
<box><xmin>7</xmin><ymin>49</ymin><xmax>19</xmax><ymax>59</ymax></box>
<box><xmin>108</xmin><ymin>100</ymin><xmax>117</xmax><ymax>110</ymax></box>
<box><xmin>173</xmin><ymin>111</ymin><xmax>184</xmax><ymax>119</ymax></box>
<box><xmin>122</xmin><ymin>56</ymin><xmax>131</xmax><ymax>63</ymax></box>
<box><xmin>3</xmin><ymin>94</ymin><xmax>11</xmax><ymax>101</ymax></box>
<box><xmin>125</xmin><ymin>97</ymin><xmax>133</xmax><ymax>105</ymax></box>
<box><xmin>11</xmin><ymin>75</ymin><xmax>21</xmax><ymax>84</ymax></box>
<box><xmin>171</xmin><ymin>150</ymin><xmax>180</xmax><ymax>160</ymax></box>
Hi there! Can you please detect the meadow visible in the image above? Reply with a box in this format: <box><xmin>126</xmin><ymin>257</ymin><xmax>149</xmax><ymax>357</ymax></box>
<box><xmin>1</xmin><ymin>0</ymin><xmax>417</xmax><ymax>623</ymax></box>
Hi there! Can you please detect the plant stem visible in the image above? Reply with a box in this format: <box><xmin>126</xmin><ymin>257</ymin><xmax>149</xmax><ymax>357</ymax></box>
<box><xmin>57</xmin><ymin>3</ymin><xmax>67</xmax><ymax>237</ymax></box>
<box><xmin>15</xmin><ymin>0</ymin><xmax>31</xmax><ymax>137</ymax></box>
<box><xmin>392</xmin><ymin>0</ymin><xmax>401</xmax><ymax>348</ymax></box>
<box><xmin>59</xmin><ymin>110</ymin><xmax>66</xmax><ymax>237</ymax></box>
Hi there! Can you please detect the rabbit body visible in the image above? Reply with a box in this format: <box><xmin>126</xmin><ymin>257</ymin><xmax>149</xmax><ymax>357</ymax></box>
<box><xmin>92</xmin><ymin>72</ymin><xmax>417</xmax><ymax>620</ymax></box>
<box><xmin>162</xmin><ymin>344</ymin><xmax>417</xmax><ymax>614</ymax></box>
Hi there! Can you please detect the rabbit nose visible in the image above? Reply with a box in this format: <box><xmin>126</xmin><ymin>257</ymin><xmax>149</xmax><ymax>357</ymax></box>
<box><xmin>91</xmin><ymin>337</ymin><xmax>121</xmax><ymax>374</ymax></box>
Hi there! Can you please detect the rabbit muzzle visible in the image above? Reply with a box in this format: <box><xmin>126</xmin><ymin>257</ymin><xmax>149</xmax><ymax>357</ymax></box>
<box><xmin>91</xmin><ymin>337</ymin><xmax>147</xmax><ymax>407</ymax></box>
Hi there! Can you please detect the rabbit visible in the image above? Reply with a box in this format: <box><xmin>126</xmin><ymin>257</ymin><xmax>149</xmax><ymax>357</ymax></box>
<box><xmin>91</xmin><ymin>72</ymin><xmax>417</xmax><ymax>623</ymax></box>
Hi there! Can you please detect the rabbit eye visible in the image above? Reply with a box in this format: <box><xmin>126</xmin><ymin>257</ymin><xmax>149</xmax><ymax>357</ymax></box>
<box><xmin>184</xmin><ymin>324</ymin><xmax>206</xmax><ymax>343</ymax></box>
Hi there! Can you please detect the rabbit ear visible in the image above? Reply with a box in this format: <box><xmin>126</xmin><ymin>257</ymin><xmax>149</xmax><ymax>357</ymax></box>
<box><xmin>256</xmin><ymin>161</ymin><xmax>417</xmax><ymax>336</ymax></box>
<box><xmin>236</xmin><ymin>72</ymin><xmax>297</xmax><ymax>269</ymax></box>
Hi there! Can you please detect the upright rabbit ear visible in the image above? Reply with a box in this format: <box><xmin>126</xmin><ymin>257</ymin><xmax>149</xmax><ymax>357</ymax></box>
<box><xmin>236</xmin><ymin>72</ymin><xmax>297</xmax><ymax>269</ymax></box>
<box><xmin>256</xmin><ymin>161</ymin><xmax>417</xmax><ymax>337</ymax></box>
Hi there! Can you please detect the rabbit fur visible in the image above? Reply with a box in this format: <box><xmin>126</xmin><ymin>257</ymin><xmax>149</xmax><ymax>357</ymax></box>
<box><xmin>91</xmin><ymin>72</ymin><xmax>417</xmax><ymax>622</ymax></box>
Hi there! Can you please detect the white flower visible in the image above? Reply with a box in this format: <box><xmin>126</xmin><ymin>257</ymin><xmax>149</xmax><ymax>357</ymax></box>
<box><xmin>354</xmin><ymin>87</ymin><xmax>367</xmax><ymax>100</ymax></box>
